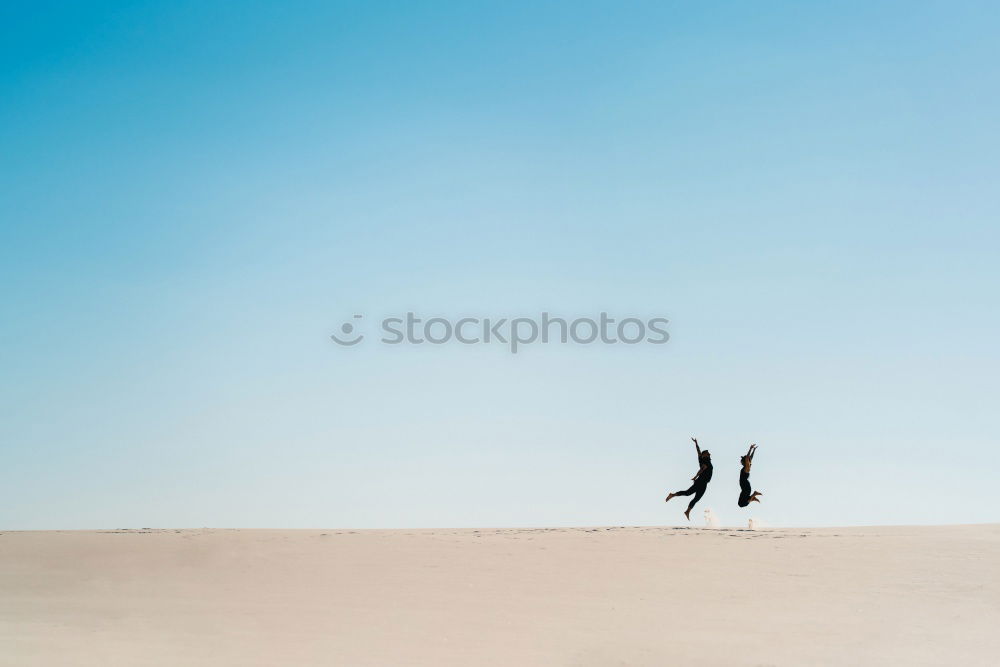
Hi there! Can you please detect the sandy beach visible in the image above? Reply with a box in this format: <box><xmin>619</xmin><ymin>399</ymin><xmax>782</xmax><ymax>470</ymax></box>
<box><xmin>1</xmin><ymin>525</ymin><xmax>997</xmax><ymax>666</ymax></box>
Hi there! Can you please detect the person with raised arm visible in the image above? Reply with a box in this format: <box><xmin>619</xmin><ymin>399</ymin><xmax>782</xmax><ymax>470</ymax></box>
<box><xmin>665</xmin><ymin>437</ymin><xmax>714</xmax><ymax>521</ymax></box>
<box><xmin>738</xmin><ymin>443</ymin><xmax>763</xmax><ymax>507</ymax></box>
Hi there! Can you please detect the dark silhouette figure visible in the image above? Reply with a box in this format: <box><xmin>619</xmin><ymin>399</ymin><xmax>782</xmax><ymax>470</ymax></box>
<box><xmin>665</xmin><ymin>437</ymin><xmax>713</xmax><ymax>521</ymax></box>
<box><xmin>738</xmin><ymin>443</ymin><xmax>763</xmax><ymax>507</ymax></box>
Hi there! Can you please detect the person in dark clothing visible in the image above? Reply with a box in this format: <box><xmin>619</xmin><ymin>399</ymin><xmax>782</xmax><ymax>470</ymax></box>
<box><xmin>665</xmin><ymin>437</ymin><xmax>714</xmax><ymax>521</ymax></box>
<box><xmin>738</xmin><ymin>443</ymin><xmax>762</xmax><ymax>507</ymax></box>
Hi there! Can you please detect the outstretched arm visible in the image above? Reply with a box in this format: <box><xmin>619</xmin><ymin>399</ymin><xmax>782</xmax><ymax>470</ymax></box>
<box><xmin>746</xmin><ymin>443</ymin><xmax>755</xmax><ymax>459</ymax></box>
<box><xmin>692</xmin><ymin>437</ymin><xmax>701</xmax><ymax>460</ymax></box>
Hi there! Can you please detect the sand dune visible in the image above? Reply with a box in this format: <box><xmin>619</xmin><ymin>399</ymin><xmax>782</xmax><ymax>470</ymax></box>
<box><xmin>1</xmin><ymin>525</ymin><xmax>997</xmax><ymax>666</ymax></box>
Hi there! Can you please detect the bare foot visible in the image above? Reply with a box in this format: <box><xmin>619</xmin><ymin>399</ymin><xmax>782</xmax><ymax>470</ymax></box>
<box><xmin>684</xmin><ymin>509</ymin><xmax>691</xmax><ymax>521</ymax></box>
<box><xmin>665</xmin><ymin>493</ymin><xmax>675</xmax><ymax>503</ymax></box>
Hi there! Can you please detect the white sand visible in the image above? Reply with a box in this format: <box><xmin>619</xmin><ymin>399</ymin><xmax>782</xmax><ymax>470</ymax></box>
<box><xmin>1</xmin><ymin>525</ymin><xmax>998</xmax><ymax>666</ymax></box>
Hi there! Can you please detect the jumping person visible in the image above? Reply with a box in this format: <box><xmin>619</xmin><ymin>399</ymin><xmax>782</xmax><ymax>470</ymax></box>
<box><xmin>738</xmin><ymin>443</ymin><xmax>763</xmax><ymax>507</ymax></box>
<box><xmin>665</xmin><ymin>437</ymin><xmax>713</xmax><ymax>521</ymax></box>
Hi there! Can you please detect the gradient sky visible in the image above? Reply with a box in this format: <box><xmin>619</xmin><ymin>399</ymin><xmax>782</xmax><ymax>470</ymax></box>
<box><xmin>2</xmin><ymin>1</ymin><xmax>998</xmax><ymax>529</ymax></box>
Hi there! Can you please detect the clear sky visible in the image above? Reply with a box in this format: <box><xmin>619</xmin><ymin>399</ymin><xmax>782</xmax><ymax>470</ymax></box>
<box><xmin>2</xmin><ymin>1</ymin><xmax>998</xmax><ymax>529</ymax></box>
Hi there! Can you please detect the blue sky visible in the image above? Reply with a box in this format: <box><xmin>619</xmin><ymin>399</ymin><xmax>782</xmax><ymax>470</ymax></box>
<box><xmin>2</xmin><ymin>1</ymin><xmax>998</xmax><ymax>528</ymax></box>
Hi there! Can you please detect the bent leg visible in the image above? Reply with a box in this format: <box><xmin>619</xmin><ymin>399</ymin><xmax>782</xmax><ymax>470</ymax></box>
<box><xmin>666</xmin><ymin>484</ymin><xmax>697</xmax><ymax>503</ymax></box>
<box><xmin>687</xmin><ymin>486</ymin><xmax>706</xmax><ymax>512</ymax></box>
<box><xmin>683</xmin><ymin>485</ymin><xmax>707</xmax><ymax>520</ymax></box>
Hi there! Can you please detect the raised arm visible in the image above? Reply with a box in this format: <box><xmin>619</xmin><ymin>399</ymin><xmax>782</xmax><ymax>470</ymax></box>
<box><xmin>691</xmin><ymin>437</ymin><xmax>701</xmax><ymax>460</ymax></box>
